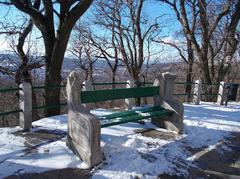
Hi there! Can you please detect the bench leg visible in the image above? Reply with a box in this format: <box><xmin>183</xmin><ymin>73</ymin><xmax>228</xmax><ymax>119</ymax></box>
<box><xmin>67</xmin><ymin>112</ymin><xmax>103</xmax><ymax>167</ymax></box>
<box><xmin>152</xmin><ymin>72</ymin><xmax>184</xmax><ymax>134</ymax></box>
<box><xmin>151</xmin><ymin>99</ymin><xmax>184</xmax><ymax>134</ymax></box>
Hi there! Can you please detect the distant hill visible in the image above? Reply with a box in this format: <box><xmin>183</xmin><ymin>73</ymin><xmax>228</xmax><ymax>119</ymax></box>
<box><xmin>0</xmin><ymin>53</ymin><xmax>183</xmax><ymax>83</ymax></box>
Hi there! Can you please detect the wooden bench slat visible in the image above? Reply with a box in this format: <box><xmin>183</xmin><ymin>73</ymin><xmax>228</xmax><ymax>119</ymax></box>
<box><xmin>98</xmin><ymin>106</ymin><xmax>164</xmax><ymax>120</ymax></box>
<box><xmin>81</xmin><ymin>86</ymin><xmax>159</xmax><ymax>103</ymax></box>
<box><xmin>101</xmin><ymin>109</ymin><xmax>172</xmax><ymax>128</ymax></box>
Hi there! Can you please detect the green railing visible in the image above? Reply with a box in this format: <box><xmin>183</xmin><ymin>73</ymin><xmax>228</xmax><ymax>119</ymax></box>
<box><xmin>0</xmin><ymin>87</ymin><xmax>22</xmax><ymax>117</ymax></box>
<box><xmin>173</xmin><ymin>93</ymin><xmax>195</xmax><ymax>96</ymax></box>
<box><xmin>175</xmin><ymin>82</ymin><xmax>197</xmax><ymax>85</ymax></box>
<box><xmin>202</xmin><ymin>83</ymin><xmax>219</xmax><ymax>86</ymax></box>
<box><xmin>0</xmin><ymin>109</ymin><xmax>23</xmax><ymax>117</ymax></box>
<box><xmin>32</xmin><ymin>102</ymin><xmax>67</xmax><ymax>110</ymax></box>
<box><xmin>201</xmin><ymin>93</ymin><xmax>219</xmax><ymax>96</ymax></box>
<box><xmin>0</xmin><ymin>87</ymin><xmax>21</xmax><ymax>93</ymax></box>
<box><xmin>173</xmin><ymin>81</ymin><xmax>196</xmax><ymax>96</ymax></box>
<box><xmin>1</xmin><ymin>81</ymin><xmax>237</xmax><ymax>118</ymax></box>
<box><xmin>92</xmin><ymin>82</ymin><xmax>128</xmax><ymax>86</ymax></box>
<box><xmin>32</xmin><ymin>84</ymin><xmax>67</xmax><ymax>110</ymax></box>
<box><xmin>32</xmin><ymin>84</ymin><xmax>66</xmax><ymax>89</ymax></box>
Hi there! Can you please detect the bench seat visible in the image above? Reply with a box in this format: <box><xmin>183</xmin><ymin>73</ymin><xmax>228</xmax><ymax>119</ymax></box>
<box><xmin>98</xmin><ymin>106</ymin><xmax>173</xmax><ymax>127</ymax></box>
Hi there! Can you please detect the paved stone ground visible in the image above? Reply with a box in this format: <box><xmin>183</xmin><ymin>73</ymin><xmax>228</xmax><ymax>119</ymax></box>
<box><xmin>4</xmin><ymin>129</ymin><xmax>240</xmax><ymax>179</ymax></box>
<box><xmin>140</xmin><ymin>129</ymin><xmax>240</xmax><ymax>179</ymax></box>
<box><xmin>5</xmin><ymin>168</ymin><xmax>91</xmax><ymax>179</ymax></box>
<box><xmin>5</xmin><ymin>129</ymin><xmax>91</xmax><ymax>179</ymax></box>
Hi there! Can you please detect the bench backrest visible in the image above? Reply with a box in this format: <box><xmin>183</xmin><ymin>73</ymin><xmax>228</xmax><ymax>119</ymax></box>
<box><xmin>81</xmin><ymin>86</ymin><xmax>159</xmax><ymax>103</ymax></box>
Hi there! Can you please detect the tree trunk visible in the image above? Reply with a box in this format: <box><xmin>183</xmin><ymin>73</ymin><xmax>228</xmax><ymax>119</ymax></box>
<box><xmin>44</xmin><ymin>29</ymin><xmax>71</xmax><ymax>116</ymax></box>
<box><xmin>89</xmin><ymin>62</ymin><xmax>94</xmax><ymax>84</ymax></box>
<box><xmin>132</xmin><ymin>71</ymin><xmax>141</xmax><ymax>106</ymax></box>
<box><xmin>111</xmin><ymin>70</ymin><xmax>116</xmax><ymax>89</ymax></box>
<box><xmin>185</xmin><ymin>63</ymin><xmax>193</xmax><ymax>103</ymax></box>
<box><xmin>45</xmin><ymin>65</ymin><xmax>62</xmax><ymax>116</ymax></box>
<box><xmin>217</xmin><ymin>0</ymin><xmax>240</xmax><ymax>83</ymax></box>
<box><xmin>201</xmin><ymin>57</ymin><xmax>213</xmax><ymax>101</ymax></box>
<box><xmin>185</xmin><ymin>40</ymin><xmax>194</xmax><ymax>103</ymax></box>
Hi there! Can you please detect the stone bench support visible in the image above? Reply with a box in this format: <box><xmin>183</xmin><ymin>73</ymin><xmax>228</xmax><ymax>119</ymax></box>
<box><xmin>152</xmin><ymin>72</ymin><xmax>184</xmax><ymax>134</ymax></box>
<box><xmin>66</xmin><ymin>70</ymin><xmax>103</xmax><ymax>168</ymax></box>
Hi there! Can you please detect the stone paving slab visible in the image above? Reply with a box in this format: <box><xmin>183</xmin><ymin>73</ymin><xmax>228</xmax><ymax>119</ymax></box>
<box><xmin>5</xmin><ymin>168</ymin><xmax>91</xmax><ymax>179</ymax></box>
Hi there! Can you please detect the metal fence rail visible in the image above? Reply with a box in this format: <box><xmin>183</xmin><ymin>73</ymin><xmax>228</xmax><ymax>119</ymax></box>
<box><xmin>0</xmin><ymin>87</ymin><xmax>21</xmax><ymax>93</ymax></box>
<box><xmin>1</xmin><ymin>81</ymin><xmax>239</xmax><ymax>118</ymax></box>
<box><xmin>92</xmin><ymin>82</ymin><xmax>128</xmax><ymax>86</ymax></box>
<box><xmin>32</xmin><ymin>102</ymin><xmax>67</xmax><ymax>110</ymax></box>
<box><xmin>0</xmin><ymin>109</ymin><xmax>23</xmax><ymax>117</ymax></box>
<box><xmin>32</xmin><ymin>84</ymin><xmax>66</xmax><ymax>89</ymax></box>
<box><xmin>0</xmin><ymin>87</ymin><xmax>22</xmax><ymax>117</ymax></box>
<box><xmin>175</xmin><ymin>82</ymin><xmax>197</xmax><ymax>85</ymax></box>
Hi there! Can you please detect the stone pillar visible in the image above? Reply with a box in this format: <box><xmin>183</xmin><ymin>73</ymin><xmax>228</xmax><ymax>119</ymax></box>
<box><xmin>66</xmin><ymin>70</ymin><xmax>103</xmax><ymax>168</ymax></box>
<box><xmin>19</xmin><ymin>82</ymin><xmax>32</xmax><ymax>131</ymax></box>
<box><xmin>82</xmin><ymin>80</ymin><xmax>93</xmax><ymax>91</ymax></box>
<box><xmin>193</xmin><ymin>80</ymin><xmax>202</xmax><ymax>105</ymax></box>
<box><xmin>217</xmin><ymin>81</ymin><xmax>226</xmax><ymax>105</ymax></box>
<box><xmin>125</xmin><ymin>79</ymin><xmax>134</xmax><ymax>109</ymax></box>
<box><xmin>152</xmin><ymin>72</ymin><xmax>184</xmax><ymax>134</ymax></box>
<box><xmin>237</xmin><ymin>86</ymin><xmax>240</xmax><ymax>102</ymax></box>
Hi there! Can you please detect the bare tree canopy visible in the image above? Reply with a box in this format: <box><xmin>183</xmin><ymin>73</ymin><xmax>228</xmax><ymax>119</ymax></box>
<box><xmin>93</xmin><ymin>0</ymin><xmax>159</xmax><ymax>83</ymax></box>
<box><xmin>1</xmin><ymin>0</ymin><xmax>93</xmax><ymax>116</ymax></box>
<box><xmin>159</xmin><ymin>0</ymin><xmax>240</xmax><ymax>92</ymax></box>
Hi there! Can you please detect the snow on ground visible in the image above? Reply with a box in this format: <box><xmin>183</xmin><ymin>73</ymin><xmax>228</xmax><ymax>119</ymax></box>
<box><xmin>0</xmin><ymin>102</ymin><xmax>240</xmax><ymax>178</ymax></box>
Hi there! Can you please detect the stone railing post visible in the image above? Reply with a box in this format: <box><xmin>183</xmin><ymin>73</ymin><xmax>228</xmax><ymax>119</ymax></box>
<box><xmin>237</xmin><ymin>86</ymin><xmax>240</xmax><ymax>102</ymax></box>
<box><xmin>193</xmin><ymin>80</ymin><xmax>202</xmax><ymax>105</ymax></box>
<box><xmin>125</xmin><ymin>79</ymin><xmax>134</xmax><ymax>109</ymax></box>
<box><xmin>19</xmin><ymin>82</ymin><xmax>32</xmax><ymax>131</ymax></box>
<box><xmin>153</xmin><ymin>72</ymin><xmax>184</xmax><ymax>134</ymax></box>
<box><xmin>162</xmin><ymin>73</ymin><xmax>176</xmax><ymax>98</ymax></box>
<box><xmin>217</xmin><ymin>81</ymin><xmax>227</xmax><ymax>105</ymax></box>
<box><xmin>82</xmin><ymin>80</ymin><xmax>93</xmax><ymax>91</ymax></box>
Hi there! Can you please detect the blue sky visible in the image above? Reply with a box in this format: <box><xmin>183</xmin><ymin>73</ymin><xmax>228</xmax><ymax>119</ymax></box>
<box><xmin>0</xmin><ymin>1</ymin><xmax>181</xmax><ymax>61</ymax></box>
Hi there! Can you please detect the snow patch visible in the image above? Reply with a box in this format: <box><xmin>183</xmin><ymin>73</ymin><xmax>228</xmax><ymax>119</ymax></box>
<box><xmin>0</xmin><ymin>102</ymin><xmax>239</xmax><ymax>178</ymax></box>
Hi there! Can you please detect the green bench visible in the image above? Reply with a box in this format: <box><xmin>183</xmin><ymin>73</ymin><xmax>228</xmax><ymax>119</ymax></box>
<box><xmin>66</xmin><ymin>70</ymin><xmax>183</xmax><ymax>168</ymax></box>
<box><xmin>80</xmin><ymin>86</ymin><xmax>173</xmax><ymax>127</ymax></box>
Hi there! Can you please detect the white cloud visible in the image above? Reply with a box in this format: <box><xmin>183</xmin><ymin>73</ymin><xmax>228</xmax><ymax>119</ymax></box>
<box><xmin>161</xmin><ymin>36</ymin><xmax>181</xmax><ymax>44</ymax></box>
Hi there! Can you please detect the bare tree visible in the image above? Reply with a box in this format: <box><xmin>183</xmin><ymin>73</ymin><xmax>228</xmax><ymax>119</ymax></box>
<box><xmin>217</xmin><ymin>1</ymin><xmax>240</xmax><ymax>83</ymax></box>
<box><xmin>70</xmin><ymin>24</ymin><xmax>98</xmax><ymax>83</ymax></box>
<box><xmin>153</xmin><ymin>34</ymin><xmax>195</xmax><ymax>102</ymax></box>
<box><xmin>88</xmin><ymin>28</ymin><xmax>121</xmax><ymax>89</ymax></box>
<box><xmin>94</xmin><ymin>0</ymin><xmax>159</xmax><ymax>83</ymax></box>
<box><xmin>160</xmin><ymin>0</ymin><xmax>240</xmax><ymax>100</ymax></box>
<box><xmin>0</xmin><ymin>9</ymin><xmax>44</xmax><ymax>121</ymax></box>
<box><xmin>1</xmin><ymin>0</ymin><xmax>93</xmax><ymax>116</ymax></box>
